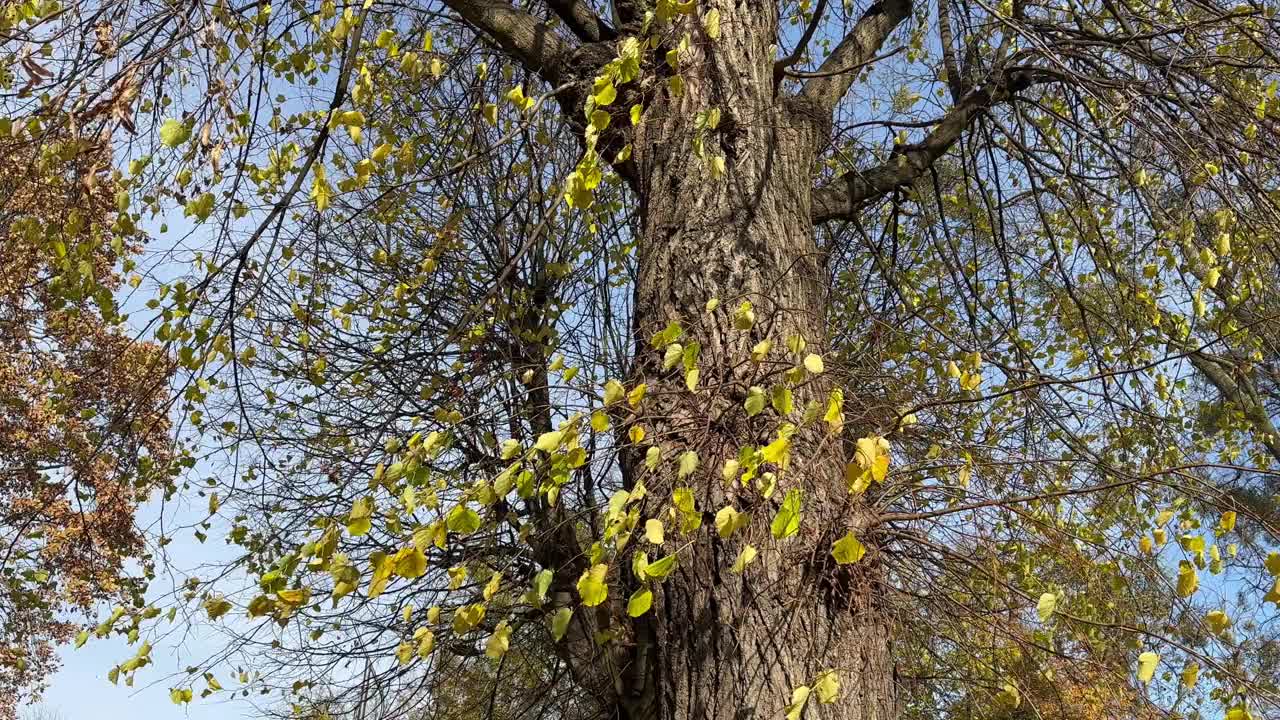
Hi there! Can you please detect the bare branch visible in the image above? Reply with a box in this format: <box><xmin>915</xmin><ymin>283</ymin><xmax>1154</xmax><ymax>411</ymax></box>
<box><xmin>811</xmin><ymin>66</ymin><xmax>1055</xmax><ymax>223</ymax></box>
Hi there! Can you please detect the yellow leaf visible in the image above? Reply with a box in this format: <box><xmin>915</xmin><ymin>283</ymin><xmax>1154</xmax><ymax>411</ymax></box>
<box><xmin>1219</xmin><ymin>511</ymin><xmax>1237</xmax><ymax>533</ymax></box>
<box><xmin>823</xmin><ymin>389</ymin><xmax>844</xmax><ymax>434</ymax></box>
<box><xmin>831</xmin><ymin>533</ymin><xmax>866</xmax><ymax>564</ymax></box>
<box><xmin>628</xmin><ymin>383</ymin><xmax>647</xmax><ymax>407</ymax></box>
<box><xmin>702</xmin><ymin>8</ymin><xmax>720</xmax><ymax>38</ymax></box>
<box><xmin>484</xmin><ymin>571</ymin><xmax>502</xmax><ymax>601</ymax></box>
<box><xmin>645</xmin><ymin>519</ymin><xmax>665</xmax><ymax>545</ymax></box>
<box><xmin>577</xmin><ymin>564</ymin><xmax>609</xmax><ymax>606</ymax></box>
<box><xmin>393</xmin><ymin>546</ymin><xmax>427</xmax><ymax>578</ymax></box>
<box><xmin>396</xmin><ymin>641</ymin><xmax>414</xmax><ymax>666</ymax></box>
<box><xmin>1036</xmin><ymin>592</ymin><xmax>1057</xmax><ymax>622</ymax></box>
<box><xmin>1177</xmin><ymin>560</ymin><xmax>1199</xmax><ymax>597</ymax></box>
<box><xmin>855</xmin><ymin>436</ymin><xmax>891</xmax><ymax>483</ymax></box>
<box><xmin>813</xmin><ymin>670</ymin><xmax>840</xmax><ymax>704</ymax></box>
<box><xmin>453</xmin><ymin>603</ymin><xmax>486</xmax><ymax>633</ymax></box>
<box><xmin>645</xmin><ymin>553</ymin><xmax>678</xmax><ymax>579</ymax></box>
<box><xmin>485</xmin><ymin>621</ymin><xmax>512</xmax><ymax>660</ymax></box>
<box><xmin>416</xmin><ymin>629</ymin><xmax>435</xmax><ymax>658</ymax></box>
<box><xmin>714</xmin><ymin>506</ymin><xmax>748</xmax><ymax>538</ymax></box>
<box><xmin>1181</xmin><ymin>662</ymin><xmax>1199</xmax><ymax>689</ymax></box>
<box><xmin>678</xmin><ymin>450</ymin><xmax>699</xmax><ymax>478</ymax></box>
<box><xmin>1266</xmin><ymin>552</ymin><xmax>1280</xmax><ymax>576</ymax></box>
<box><xmin>751</xmin><ymin>339</ymin><xmax>772</xmax><ymax>361</ymax></box>
<box><xmin>1137</xmin><ymin>651</ymin><xmax>1159</xmax><ymax>683</ymax></box>
<box><xmin>277</xmin><ymin>587</ymin><xmax>312</xmax><ymax>606</ymax></box>
<box><xmin>603</xmin><ymin>379</ymin><xmax>626</xmax><ymax>405</ymax></box>
<box><xmin>803</xmin><ymin>353</ymin><xmax>825</xmax><ymax>374</ymax></box>
<box><xmin>1206</xmin><ymin>609</ymin><xmax>1231</xmax><ymax>635</ymax></box>
<box><xmin>347</xmin><ymin>496</ymin><xmax>374</xmax><ymax>536</ymax></box>
<box><xmin>785</xmin><ymin>685</ymin><xmax>811</xmax><ymax>720</ymax></box>
<box><xmin>535</xmin><ymin>430</ymin><xmax>565</xmax><ymax>453</ymax></box>
<box><xmin>731</xmin><ymin>545</ymin><xmax>757</xmax><ymax>573</ymax></box>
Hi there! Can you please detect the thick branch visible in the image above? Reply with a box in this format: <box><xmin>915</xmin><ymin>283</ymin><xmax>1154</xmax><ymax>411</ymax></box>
<box><xmin>811</xmin><ymin>66</ymin><xmax>1051</xmax><ymax>223</ymax></box>
<box><xmin>442</xmin><ymin>0</ymin><xmax>576</xmax><ymax>84</ymax></box>
<box><xmin>936</xmin><ymin>0</ymin><xmax>966</xmax><ymax>100</ymax></box>
<box><xmin>544</xmin><ymin>0</ymin><xmax>616</xmax><ymax>42</ymax></box>
<box><xmin>797</xmin><ymin>0</ymin><xmax>912</xmax><ymax>112</ymax></box>
<box><xmin>1188</xmin><ymin>352</ymin><xmax>1280</xmax><ymax>465</ymax></box>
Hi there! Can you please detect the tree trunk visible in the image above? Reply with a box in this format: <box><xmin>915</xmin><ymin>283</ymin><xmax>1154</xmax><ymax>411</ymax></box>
<box><xmin>620</xmin><ymin>3</ymin><xmax>899</xmax><ymax>718</ymax></box>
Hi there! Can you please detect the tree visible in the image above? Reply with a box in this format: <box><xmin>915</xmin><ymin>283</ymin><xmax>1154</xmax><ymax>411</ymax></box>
<box><xmin>7</xmin><ymin>0</ymin><xmax>1280</xmax><ymax>719</ymax></box>
<box><xmin>0</xmin><ymin>130</ymin><xmax>174</xmax><ymax>716</ymax></box>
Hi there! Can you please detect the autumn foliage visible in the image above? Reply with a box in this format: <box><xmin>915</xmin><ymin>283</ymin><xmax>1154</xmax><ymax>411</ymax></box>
<box><xmin>0</xmin><ymin>132</ymin><xmax>172</xmax><ymax>716</ymax></box>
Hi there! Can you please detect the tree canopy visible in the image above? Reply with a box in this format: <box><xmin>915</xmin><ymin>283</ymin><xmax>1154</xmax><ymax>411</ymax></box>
<box><xmin>5</xmin><ymin>0</ymin><xmax>1280</xmax><ymax>718</ymax></box>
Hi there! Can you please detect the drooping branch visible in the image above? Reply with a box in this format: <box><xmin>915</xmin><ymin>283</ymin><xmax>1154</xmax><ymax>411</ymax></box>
<box><xmin>796</xmin><ymin>0</ymin><xmax>912</xmax><ymax>113</ymax></box>
<box><xmin>543</xmin><ymin>0</ymin><xmax>616</xmax><ymax>42</ymax></box>
<box><xmin>810</xmin><ymin>66</ymin><xmax>1055</xmax><ymax>223</ymax></box>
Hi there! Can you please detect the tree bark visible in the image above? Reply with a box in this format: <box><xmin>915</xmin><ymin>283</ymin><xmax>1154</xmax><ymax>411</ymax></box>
<box><xmin>619</xmin><ymin>3</ymin><xmax>899</xmax><ymax>718</ymax></box>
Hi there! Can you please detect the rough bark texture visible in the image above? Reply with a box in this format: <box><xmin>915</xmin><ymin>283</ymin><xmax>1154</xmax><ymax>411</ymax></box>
<box><xmin>618</xmin><ymin>2</ymin><xmax>899</xmax><ymax>719</ymax></box>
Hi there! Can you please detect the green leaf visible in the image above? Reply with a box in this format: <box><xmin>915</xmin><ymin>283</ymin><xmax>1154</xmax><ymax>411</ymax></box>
<box><xmin>533</xmin><ymin>569</ymin><xmax>553</xmax><ymax>603</ymax></box>
<box><xmin>159</xmin><ymin>119</ymin><xmax>190</xmax><ymax>148</ymax></box>
<box><xmin>771</xmin><ymin>385</ymin><xmax>793</xmax><ymax>414</ymax></box>
<box><xmin>551</xmin><ymin>608</ymin><xmax>573</xmax><ymax>641</ymax></box>
<box><xmin>745</xmin><ymin>386</ymin><xmax>766</xmax><ymax>416</ymax></box>
<box><xmin>645</xmin><ymin>554</ymin><xmax>678</xmax><ymax>579</ymax></box>
<box><xmin>771</xmin><ymin>489</ymin><xmax>802</xmax><ymax>539</ymax></box>
<box><xmin>627</xmin><ymin>587</ymin><xmax>653</xmax><ymax>617</ymax></box>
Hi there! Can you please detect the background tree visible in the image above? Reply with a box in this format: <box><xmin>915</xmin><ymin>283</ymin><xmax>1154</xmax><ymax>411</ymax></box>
<box><xmin>0</xmin><ymin>129</ymin><xmax>174</xmax><ymax>716</ymax></box>
<box><xmin>7</xmin><ymin>0</ymin><xmax>1280</xmax><ymax>719</ymax></box>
